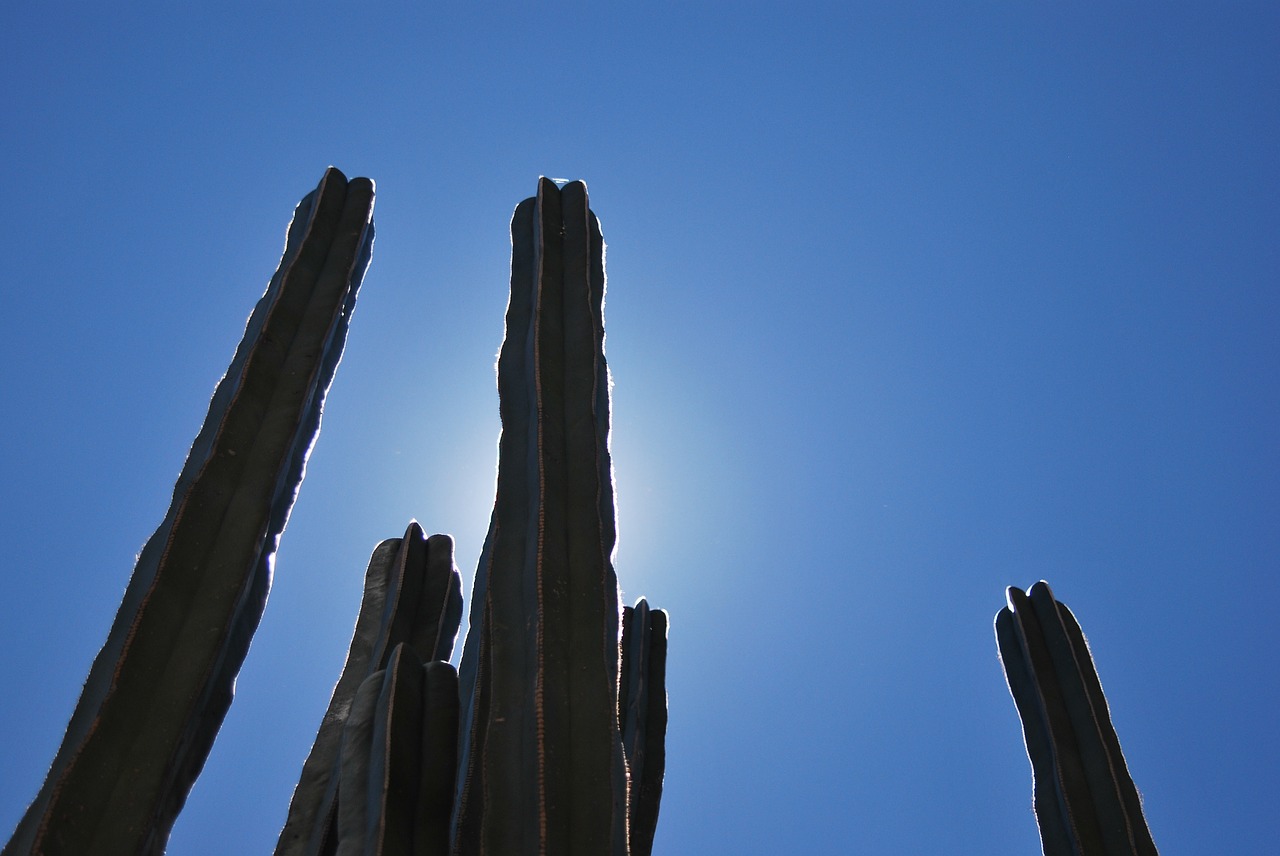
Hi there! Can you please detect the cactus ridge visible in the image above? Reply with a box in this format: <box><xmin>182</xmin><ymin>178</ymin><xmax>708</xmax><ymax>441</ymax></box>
<box><xmin>335</xmin><ymin>668</ymin><xmax>386</xmax><ymax>856</ymax></box>
<box><xmin>619</xmin><ymin>599</ymin><xmax>669</xmax><ymax>856</ymax></box>
<box><xmin>415</xmin><ymin>661</ymin><xmax>461</xmax><ymax>856</ymax></box>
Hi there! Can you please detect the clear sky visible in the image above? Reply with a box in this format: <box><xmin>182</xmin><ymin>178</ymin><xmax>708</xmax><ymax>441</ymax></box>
<box><xmin>1</xmin><ymin>5</ymin><xmax>1277</xmax><ymax>854</ymax></box>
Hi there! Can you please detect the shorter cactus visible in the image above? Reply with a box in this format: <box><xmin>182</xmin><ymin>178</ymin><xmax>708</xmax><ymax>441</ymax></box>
<box><xmin>333</xmin><ymin>644</ymin><xmax>458</xmax><ymax>856</ymax></box>
<box><xmin>996</xmin><ymin>581</ymin><xmax>1158</xmax><ymax>856</ymax></box>
<box><xmin>619</xmin><ymin>599</ymin><xmax>669</xmax><ymax>856</ymax></box>
<box><xmin>276</xmin><ymin>524</ymin><xmax>463</xmax><ymax>856</ymax></box>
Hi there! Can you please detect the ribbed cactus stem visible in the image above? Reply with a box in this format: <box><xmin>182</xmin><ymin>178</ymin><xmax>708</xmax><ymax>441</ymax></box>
<box><xmin>3</xmin><ymin>168</ymin><xmax>375</xmax><ymax>856</ymax></box>
<box><xmin>619</xmin><ymin>599</ymin><xmax>668</xmax><ymax>856</ymax></box>
<box><xmin>995</xmin><ymin>581</ymin><xmax>1159</xmax><ymax>856</ymax></box>
<box><xmin>331</xmin><ymin>645</ymin><xmax>459</xmax><ymax>856</ymax></box>
<box><xmin>619</xmin><ymin>598</ymin><xmax>670</xmax><ymax>854</ymax></box>
<box><xmin>453</xmin><ymin>179</ymin><xmax>634</xmax><ymax>855</ymax></box>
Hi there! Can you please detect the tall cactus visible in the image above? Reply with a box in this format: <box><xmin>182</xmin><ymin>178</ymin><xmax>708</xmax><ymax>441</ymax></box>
<box><xmin>4</xmin><ymin>168</ymin><xmax>376</xmax><ymax>856</ymax></box>
<box><xmin>282</xmin><ymin>179</ymin><xmax>669</xmax><ymax>856</ymax></box>
<box><xmin>451</xmin><ymin>177</ymin><xmax>631</xmax><ymax>855</ymax></box>
<box><xmin>995</xmin><ymin>582</ymin><xmax>1159</xmax><ymax>856</ymax></box>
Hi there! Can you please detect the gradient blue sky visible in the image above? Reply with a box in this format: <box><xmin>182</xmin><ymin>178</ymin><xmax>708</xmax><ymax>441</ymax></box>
<box><xmin>2</xmin><ymin>5</ymin><xmax>1277</xmax><ymax>854</ymax></box>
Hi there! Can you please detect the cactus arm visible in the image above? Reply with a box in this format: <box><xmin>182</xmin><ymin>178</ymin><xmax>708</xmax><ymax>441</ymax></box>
<box><xmin>415</xmin><ymin>661</ymin><xmax>459</xmax><ymax>856</ymax></box>
<box><xmin>4</xmin><ymin>169</ymin><xmax>374</xmax><ymax>856</ymax></box>
<box><xmin>278</xmin><ymin>525</ymin><xmax>462</xmax><ymax>856</ymax></box>
<box><xmin>996</xmin><ymin>582</ymin><xmax>1159</xmax><ymax>856</ymax></box>
<box><xmin>619</xmin><ymin>600</ymin><xmax>668</xmax><ymax>856</ymax></box>
<box><xmin>452</xmin><ymin>194</ymin><xmax>541</xmax><ymax>854</ymax></box>
<box><xmin>335</xmin><ymin>670</ymin><xmax>385</xmax><ymax>856</ymax></box>
<box><xmin>453</xmin><ymin>180</ymin><xmax>632</xmax><ymax>855</ymax></box>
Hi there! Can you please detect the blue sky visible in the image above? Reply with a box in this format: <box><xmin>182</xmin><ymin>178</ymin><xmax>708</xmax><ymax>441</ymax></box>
<box><xmin>2</xmin><ymin>5</ymin><xmax>1277</xmax><ymax>854</ymax></box>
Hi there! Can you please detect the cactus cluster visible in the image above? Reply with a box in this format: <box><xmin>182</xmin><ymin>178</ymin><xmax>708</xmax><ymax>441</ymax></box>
<box><xmin>277</xmin><ymin>178</ymin><xmax>669</xmax><ymax>856</ymax></box>
<box><xmin>4</xmin><ymin>170</ymin><xmax>669</xmax><ymax>856</ymax></box>
<box><xmin>4</xmin><ymin>167</ymin><xmax>1163</xmax><ymax>856</ymax></box>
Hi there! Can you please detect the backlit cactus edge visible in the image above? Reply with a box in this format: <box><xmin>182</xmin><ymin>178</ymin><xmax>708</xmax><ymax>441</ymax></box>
<box><xmin>3</xmin><ymin>170</ymin><xmax>1158</xmax><ymax>856</ymax></box>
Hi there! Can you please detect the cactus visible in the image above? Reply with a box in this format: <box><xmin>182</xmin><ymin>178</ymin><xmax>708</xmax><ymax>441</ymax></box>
<box><xmin>996</xmin><ymin>582</ymin><xmax>1159</xmax><ymax>856</ymax></box>
<box><xmin>275</xmin><ymin>524</ymin><xmax>463</xmax><ymax>856</ymax></box>
<box><xmin>451</xmin><ymin>177</ymin><xmax>632</xmax><ymax>855</ymax></box>
<box><xmin>3</xmin><ymin>167</ymin><xmax>376</xmax><ymax>856</ymax></box>
<box><xmin>7</xmin><ymin>167</ymin><xmax>1178</xmax><ymax>856</ymax></box>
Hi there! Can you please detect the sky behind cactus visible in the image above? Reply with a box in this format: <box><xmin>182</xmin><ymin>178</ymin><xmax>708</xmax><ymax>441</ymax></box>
<box><xmin>1</xmin><ymin>5</ymin><xmax>1277</xmax><ymax>854</ymax></box>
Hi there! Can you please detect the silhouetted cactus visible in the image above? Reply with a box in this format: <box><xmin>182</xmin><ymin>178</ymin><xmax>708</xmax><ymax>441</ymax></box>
<box><xmin>4</xmin><ymin>167</ymin><xmax>375</xmax><ymax>856</ymax></box>
<box><xmin>996</xmin><ymin>581</ymin><xmax>1159</xmax><ymax>856</ymax></box>
<box><xmin>451</xmin><ymin>177</ymin><xmax>632</xmax><ymax>855</ymax></box>
<box><xmin>8</xmin><ymin>163</ymin><xmax>1180</xmax><ymax>856</ymax></box>
<box><xmin>619</xmin><ymin>599</ymin><xmax>668</xmax><ymax>856</ymax></box>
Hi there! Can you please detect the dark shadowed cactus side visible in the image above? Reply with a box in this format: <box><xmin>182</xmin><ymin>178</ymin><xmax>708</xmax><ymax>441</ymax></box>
<box><xmin>996</xmin><ymin>582</ymin><xmax>1159</xmax><ymax>856</ymax></box>
<box><xmin>3</xmin><ymin>168</ymin><xmax>375</xmax><ymax>856</ymax></box>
